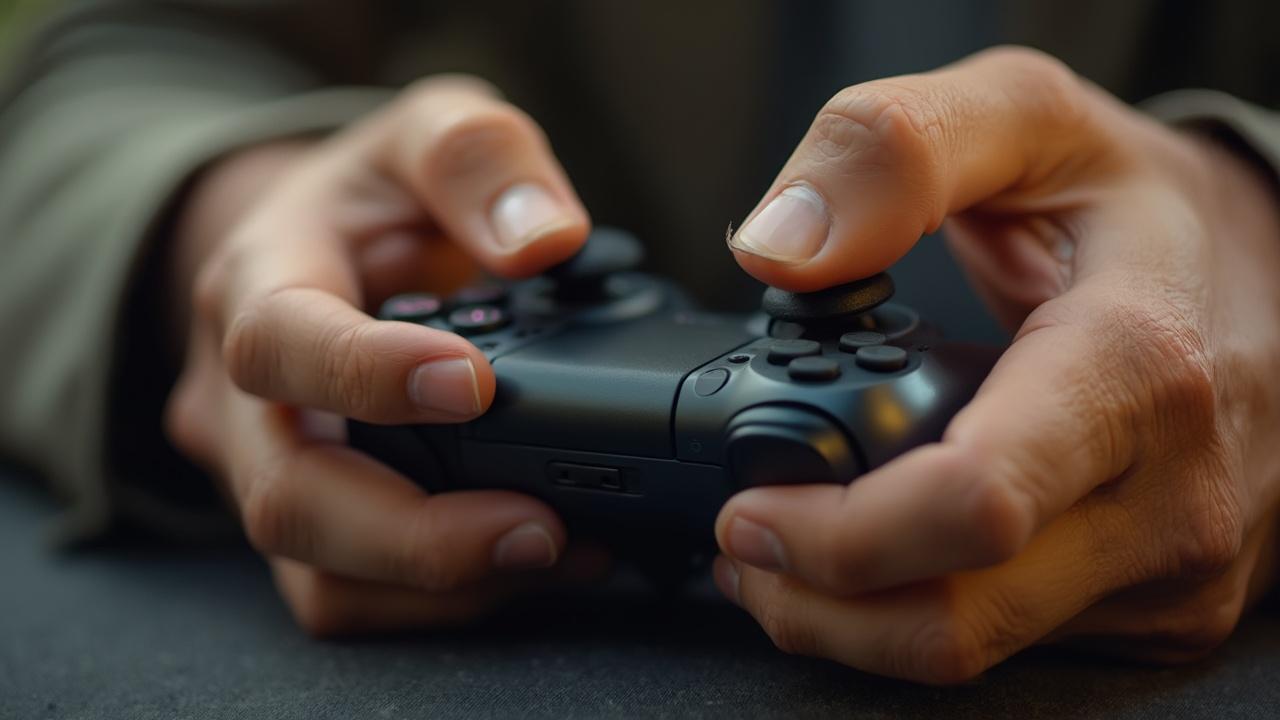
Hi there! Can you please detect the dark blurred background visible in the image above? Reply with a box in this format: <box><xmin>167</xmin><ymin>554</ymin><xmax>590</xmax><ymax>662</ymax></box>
<box><xmin>2</xmin><ymin>1</ymin><xmax>1278</xmax><ymax>717</ymax></box>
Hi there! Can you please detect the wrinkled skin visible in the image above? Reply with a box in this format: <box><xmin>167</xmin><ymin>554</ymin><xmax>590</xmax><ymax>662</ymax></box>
<box><xmin>165</xmin><ymin>48</ymin><xmax>1280</xmax><ymax>680</ymax></box>
<box><xmin>714</xmin><ymin>46</ymin><xmax>1280</xmax><ymax>682</ymax></box>
<box><xmin>166</xmin><ymin>77</ymin><xmax>605</xmax><ymax>634</ymax></box>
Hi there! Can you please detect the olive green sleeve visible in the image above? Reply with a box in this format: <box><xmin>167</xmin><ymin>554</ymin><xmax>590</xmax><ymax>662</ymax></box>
<box><xmin>1145</xmin><ymin>90</ymin><xmax>1280</xmax><ymax>183</ymax></box>
<box><xmin>0</xmin><ymin>0</ymin><xmax>393</xmax><ymax>542</ymax></box>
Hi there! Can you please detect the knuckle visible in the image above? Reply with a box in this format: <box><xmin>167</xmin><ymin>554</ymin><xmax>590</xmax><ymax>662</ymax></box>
<box><xmin>1175</xmin><ymin>484</ymin><xmax>1244</xmax><ymax>577</ymax></box>
<box><xmin>316</xmin><ymin>321</ymin><xmax>380</xmax><ymax>416</ymax></box>
<box><xmin>816</xmin><ymin>84</ymin><xmax>946</xmax><ymax>207</ymax></box>
<box><xmin>1095</xmin><ymin>300</ymin><xmax>1241</xmax><ymax>580</ymax></box>
<box><xmin>963</xmin><ymin>458</ymin><xmax>1036</xmax><ymax>566</ymax></box>
<box><xmin>221</xmin><ymin>295</ymin><xmax>279</xmax><ymax>395</ymax></box>
<box><xmin>1120</xmin><ymin>303</ymin><xmax>1215</xmax><ymax>424</ymax></box>
<box><xmin>976</xmin><ymin>45</ymin><xmax>1087</xmax><ymax>132</ymax></box>
<box><xmin>163</xmin><ymin>379</ymin><xmax>208</xmax><ymax>463</ymax></box>
<box><xmin>392</xmin><ymin>505</ymin><xmax>463</xmax><ymax>590</ymax></box>
<box><xmin>285</xmin><ymin>573</ymin><xmax>350</xmax><ymax>639</ymax></box>
<box><xmin>1147</xmin><ymin>578</ymin><xmax>1245</xmax><ymax>657</ymax></box>
<box><xmin>754</xmin><ymin>581</ymin><xmax>820</xmax><ymax>657</ymax></box>
<box><xmin>402</xmin><ymin>74</ymin><xmax>499</xmax><ymax>103</ymax></box>
<box><xmin>812</xmin><ymin>504</ymin><xmax>869</xmax><ymax>592</ymax></box>
<box><xmin>418</xmin><ymin>103</ymin><xmax>542</xmax><ymax>183</ymax></box>
<box><xmin>898</xmin><ymin>615</ymin><xmax>989</xmax><ymax>685</ymax></box>
<box><xmin>191</xmin><ymin>257</ymin><xmax>226</xmax><ymax>324</ymax></box>
<box><xmin>241</xmin><ymin>462</ymin><xmax>307</xmax><ymax>558</ymax></box>
<box><xmin>1091</xmin><ymin>297</ymin><xmax>1216</xmax><ymax>450</ymax></box>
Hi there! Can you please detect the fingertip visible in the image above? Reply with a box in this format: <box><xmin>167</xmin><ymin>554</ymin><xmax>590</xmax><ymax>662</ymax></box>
<box><xmin>492</xmin><ymin>520</ymin><xmax>561</xmax><ymax>571</ymax></box>
<box><xmin>712</xmin><ymin>555</ymin><xmax>743</xmax><ymax>606</ymax></box>
<box><xmin>729</xmin><ymin>238</ymin><xmax>905</xmax><ymax>293</ymax></box>
<box><xmin>484</xmin><ymin>212</ymin><xmax>591</xmax><ymax>279</ymax></box>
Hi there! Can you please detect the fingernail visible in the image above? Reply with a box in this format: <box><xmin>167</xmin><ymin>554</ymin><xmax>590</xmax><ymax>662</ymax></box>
<box><xmin>493</xmin><ymin>522</ymin><xmax>559</xmax><ymax>570</ymax></box>
<box><xmin>729</xmin><ymin>184</ymin><xmax>830</xmax><ymax>263</ymax></box>
<box><xmin>713</xmin><ymin>557</ymin><xmax>742</xmax><ymax>606</ymax></box>
<box><xmin>491</xmin><ymin>182</ymin><xmax>576</xmax><ymax>249</ymax></box>
<box><xmin>726</xmin><ymin>516</ymin><xmax>787</xmax><ymax>572</ymax></box>
<box><xmin>408</xmin><ymin>356</ymin><xmax>482</xmax><ymax>416</ymax></box>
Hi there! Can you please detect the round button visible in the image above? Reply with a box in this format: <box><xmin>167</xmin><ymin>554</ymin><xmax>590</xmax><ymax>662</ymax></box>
<box><xmin>761</xmin><ymin>273</ymin><xmax>895</xmax><ymax>324</ymax></box>
<box><xmin>694</xmin><ymin>368</ymin><xmax>731</xmax><ymax>396</ymax></box>
<box><xmin>839</xmin><ymin>331</ymin><xmax>886</xmax><ymax>353</ymax></box>
<box><xmin>453</xmin><ymin>284</ymin><xmax>508</xmax><ymax>307</ymax></box>
<box><xmin>548</xmin><ymin>227</ymin><xmax>644</xmax><ymax>282</ymax></box>
<box><xmin>380</xmin><ymin>293</ymin><xmax>442</xmax><ymax>323</ymax></box>
<box><xmin>724</xmin><ymin>406</ymin><xmax>861</xmax><ymax>487</ymax></box>
<box><xmin>448</xmin><ymin>305</ymin><xmax>509</xmax><ymax>335</ymax></box>
<box><xmin>855</xmin><ymin>345</ymin><xmax>908</xmax><ymax>372</ymax></box>
<box><xmin>787</xmin><ymin>356</ymin><xmax>841</xmax><ymax>382</ymax></box>
<box><xmin>767</xmin><ymin>339</ymin><xmax>821</xmax><ymax>365</ymax></box>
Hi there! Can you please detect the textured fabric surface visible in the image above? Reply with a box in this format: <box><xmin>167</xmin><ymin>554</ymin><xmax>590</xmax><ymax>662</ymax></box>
<box><xmin>2</xmin><ymin>469</ymin><xmax>1278</xmax><ymax>719</ymax></box>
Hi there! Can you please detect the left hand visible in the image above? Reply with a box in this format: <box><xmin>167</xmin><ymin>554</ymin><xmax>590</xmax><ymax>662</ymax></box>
<box><xmin>716</xmin><ymin>46</ymin><xmax>1280</xmax><ymax>683</ymax></box>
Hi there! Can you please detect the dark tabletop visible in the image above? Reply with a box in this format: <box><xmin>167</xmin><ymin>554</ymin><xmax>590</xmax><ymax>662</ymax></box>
<box><xmin>2</xmin><ymin>469</ymin><xmax>1278</xmax><ymax>720</ymax></box>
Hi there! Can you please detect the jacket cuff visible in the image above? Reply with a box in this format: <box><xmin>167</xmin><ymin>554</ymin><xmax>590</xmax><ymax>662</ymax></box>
<box><xmin>66</xmin><ymin>87</ymin><xmax>394</xmax><ymax>544</ymax></box>
<box><xmin>1142</xmin><ymin>89</ymin><xmax>1280</xmax><ymax>183</ymax></box>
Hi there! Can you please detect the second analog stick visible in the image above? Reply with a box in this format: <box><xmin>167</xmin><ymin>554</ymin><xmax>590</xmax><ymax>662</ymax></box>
<box><xmin>547</xmin><ymin>227</ymin><xmax>644</xmax><ymax>301</ymax></box>
<box><xmin>761</xmin><ymin>273</ymin><xmax>895</xmax><ymax>325</ymax></box>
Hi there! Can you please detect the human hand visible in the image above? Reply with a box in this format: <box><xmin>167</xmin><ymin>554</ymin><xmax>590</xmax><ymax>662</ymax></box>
<box><xmin>718</xmin><ymin>47</ymin><xmax>1280</xmax><ymax>682</ymax></box>
<box><xmin>164</xmin><ymin>77</ymin><xmax>600</xmax><ymax>635</ymax></box>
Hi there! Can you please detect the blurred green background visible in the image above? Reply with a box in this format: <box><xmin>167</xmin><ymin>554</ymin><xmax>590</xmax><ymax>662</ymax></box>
<box><xmin>0</xmin><ymin>0</ymin><xmax>45</xmax><ymax>64</ymax></box>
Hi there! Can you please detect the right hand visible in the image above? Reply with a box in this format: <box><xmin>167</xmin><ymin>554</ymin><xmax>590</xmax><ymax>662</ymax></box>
<box><xmin>163</xmin><ymin>77</ymin><xmax>600</xmax><ymax>635</ymax></box>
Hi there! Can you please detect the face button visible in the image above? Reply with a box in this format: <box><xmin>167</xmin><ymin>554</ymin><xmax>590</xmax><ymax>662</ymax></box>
<box><xmin>838</xmin><ymin>331</ymin><xmax>886</xmax><ymax>353</ymax></box>
<box><xmin>453</xmin><ymin>283</ymin><xmax>508</xmax><ymax>307</ymax></box>
<box><xmin>787</xmin><ymin>356</ymin><xmax>841</xmax><ymax>382</ymax></box>
<box><xmin>380</xmin><ymin>293</ymin><xmax>443</xmax><ymax>323</ymax></box>
<box><xmin>767</xmin><ymin>338</ymin><xmax>821</xmax><ymax>365</ymax></box>
<box><xmin>448</xmin><ymin>305</ymin><xmax>509</xmax><ymax>335</ymax></box>
<box><xmin>855</xmin><ymin>345</ymin><xmax>908</xmax><ymax>372</ymax></box>
<box><xmin>694</xmin><ymin>367</ymin><xmax>731</xmax><ymax>396</ymax></box>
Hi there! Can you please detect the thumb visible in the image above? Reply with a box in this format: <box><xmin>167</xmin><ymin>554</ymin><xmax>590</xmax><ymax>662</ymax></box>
<box><xmin>728</xmin><ymin>47</ymin><xmax>1100</xmax><ymax>292</ymax></box>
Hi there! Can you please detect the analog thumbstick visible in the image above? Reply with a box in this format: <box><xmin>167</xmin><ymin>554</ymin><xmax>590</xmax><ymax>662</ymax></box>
<box><xmin>547</xmin><ymin>226</ymin><xmax>644</xmax><ymax>301</ymax></box>
<box><xmin>724</xmin><ymin>406</ymin><xmax>861</xmax><ymax>488</ymax></box>
<box><xmin>761</xmin><ymin>273</ymin><xmax>894</xmax><ymax>325</ymax></box>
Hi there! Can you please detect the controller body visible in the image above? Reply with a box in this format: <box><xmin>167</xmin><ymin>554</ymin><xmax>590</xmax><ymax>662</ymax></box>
<box><xmin>349</xmin><ymin>230</ymin><xmax>1001</xmax><ymax>577</ymax></box>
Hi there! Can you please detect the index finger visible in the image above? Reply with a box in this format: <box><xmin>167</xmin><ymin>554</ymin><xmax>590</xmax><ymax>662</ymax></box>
<box><xmin>206</xmin><ymin>80</ymin><xmax>592</xmax><ymax>422</ymax></box>
<box><xmin>224</xmin><ymin>391</ymin><xmax>568</xmax><ymax>590</ymax></box>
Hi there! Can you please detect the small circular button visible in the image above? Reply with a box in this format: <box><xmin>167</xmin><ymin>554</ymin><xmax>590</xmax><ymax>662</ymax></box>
<box><xmin>787</xmin><ymin>356</ymin><xmax>841</xmax><ymax>382</ymax></box>
<box><xmin>448</xmin><ymin>305</ymin><xmax>509</xmax><ymax>335</ymax></box>
<box><xmin>767</xmin><ymin>339</ymin><xmax>821</xmax><ymax>365</ymax></box>
<box><xmin>380</xmin><ymin>293</ymin><xmax>442</xmax><ymax>323</ymax></box>
<box><xmin>453</xmin><ymin>284</ymin><xmax>508</xmax><ymax>307</ymax></box>
<box><xmin>855</xmin><ymin>345</ymin><xmax>908</xmax><ymax>372</ymax></box>
<box><xmin>727</xmin><ymin>354</ymin><xmax>751</xmax><ymax>364</ymax></box>
<box><xmin>694</xmin><ymin>368</ymin><xmax>731</xmax><ymax>396</ymax></box>
<box><xmin>839</xmin><ymin>331</ymin><xmax>886</xmax><ymax>353</ymax></box>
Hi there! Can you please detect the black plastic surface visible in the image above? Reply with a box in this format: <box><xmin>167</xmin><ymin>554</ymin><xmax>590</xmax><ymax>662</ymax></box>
<box><xmin>855</xmin><ymin>344</ymin><xmax>909</xmax><ymax>372</ymax></box>
<box><xmin>351</xmin><ymin>229</ymin><xmax>1001</xmax><ymax>573</ymax></box>
<box><xmin>761</xmin><ymin>273</ymin><xmax>895</xmax><ymax>324</ymax></box>
<box><xmin>726</xmin><ymin>406</ymin><xmax>860</xmax><ymax>487</ymax></box>
<box><xmin>787</xmin><ymin>356</ymin><xmax>842</xmax><ymax>382</ymax></box>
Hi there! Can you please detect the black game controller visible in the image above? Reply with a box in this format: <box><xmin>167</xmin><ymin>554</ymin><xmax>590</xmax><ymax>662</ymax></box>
<box><xmin>349</xmin><ymin>228</ymin><xmax>1001</xmax><ymax>579</ymax></box>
